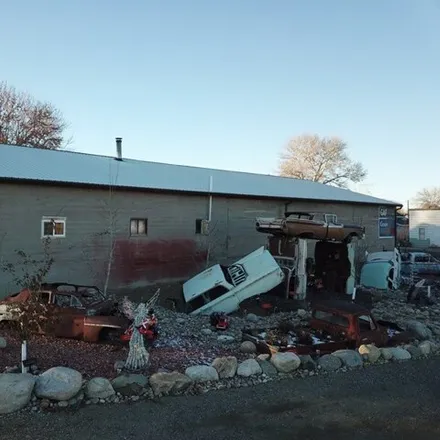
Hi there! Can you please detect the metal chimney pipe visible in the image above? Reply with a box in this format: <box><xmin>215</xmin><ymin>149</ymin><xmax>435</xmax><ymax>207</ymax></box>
<box><xmin>115</xmin><ymin>137</ymin><xmax>122</xmax><ymax>161</ymax></box>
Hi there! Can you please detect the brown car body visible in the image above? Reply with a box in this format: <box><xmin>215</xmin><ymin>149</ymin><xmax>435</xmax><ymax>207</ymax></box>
<box><xmin>242</xmin><ymin>300</ymin><xmax>412</xmax><ymax>356</ymax></box>
<box><xmin>256</xmin><ymin>211</ymin><xmax>365</xmax><ymax>242</ymax></box>
<box><xmin>0</xmin><ymin>283</ymin><xmax>130</xmax><ymax>343</ymax></box>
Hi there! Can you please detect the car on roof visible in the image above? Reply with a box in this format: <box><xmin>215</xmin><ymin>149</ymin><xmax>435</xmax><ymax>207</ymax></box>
<box><xmin>256</xmin><ymin>212</ymin><xmax>365</xmax><ymax>243</ymax></box>
<box><xmin>0</xmin><ymin>282</ymin><xmax>130</xmax><ymax>342</ymax></box>
<box><xmin>242</xmin><ymin>300</ymin><xmax>412</xmax><ymax>356</ymax></box>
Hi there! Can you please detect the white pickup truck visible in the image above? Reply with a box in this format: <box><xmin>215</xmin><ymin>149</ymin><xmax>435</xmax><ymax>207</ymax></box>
<box><xmin>182</xmin><ymin>246</ymin><xmax>285</xmax><ymax>315</ymax></box>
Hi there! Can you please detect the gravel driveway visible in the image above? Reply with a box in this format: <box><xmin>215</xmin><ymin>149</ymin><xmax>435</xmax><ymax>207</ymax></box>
<box><xmin>1</xmin><ymin>357</ymin><xmax>440</xmax><ymax>440</ymax></box>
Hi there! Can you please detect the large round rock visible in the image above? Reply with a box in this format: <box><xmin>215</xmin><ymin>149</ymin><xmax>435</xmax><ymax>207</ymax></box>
<box><xmin>237</xmin><ymin>359</ymin><xmax>262</xmax><ymax>377</ymax></box>
<box><xmin>0</xmin><ymin>373</ymin><xmax>36</xmax><ymax>414</ymax></box>
<box><xmin>85</xmin><ymin>377</ymin><xmax>115</xmax><ymax>400</ymax></box>
<box><xmin>270</xmin><ymin>352</ymin><xmax>301</xmax><ymax>373</ymax></box>
<box><xmin>332</xmin><ymin>349</ymin><xmax>363</xmax><ymax>368</ymax></box>
<box><xmin>318</xmin><ymin>354</ymin><xmax>342</xmax><ymax>372</ymax></box>
<box><xmin>390</xmin><ymin>347</ymin><xmax>411</xmax><ymax>361</ymax></box>
<box><xmin>185</xmin><ymin>365</ymin><xmax>219</xmax><ymax>382</ymax></box>
<box><xmin>211</xmin><ymin>356</ymin><xmax>238</xmax><ymax>379</ymax></box>
<box><xmin>358</xmin><ymin>344</ymin><xmax>381</xmax><ymax>363</ymax></box>
<box><xmin>149</xmin><ymin>372</ymin><xmax>193</xmax><ymax>396</ymax></box>
<box><xmin>35</xmin><ymin>367</ymin><xmax>83</xmax><ymax>401</ymax></box>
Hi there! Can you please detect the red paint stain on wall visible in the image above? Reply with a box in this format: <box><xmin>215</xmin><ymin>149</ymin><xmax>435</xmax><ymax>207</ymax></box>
<box><xmin>111</xmin><ymin>239</ymin><xmax>207</xmax><ymax>285</ymax></box>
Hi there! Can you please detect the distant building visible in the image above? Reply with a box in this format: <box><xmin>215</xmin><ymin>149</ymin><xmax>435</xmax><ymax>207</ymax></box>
<box><xmin>409</xmin><ymin>209</ymin><xmax>440</xmax><ymax>247</ymax></box>
<box><xmin>0</xmin><ymin>142</ymin><xmax>400</xmax><ymax>297</ymax></box>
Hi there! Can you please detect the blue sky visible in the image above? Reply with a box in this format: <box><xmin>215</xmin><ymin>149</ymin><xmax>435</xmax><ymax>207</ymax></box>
<box><xmin>1</xmin><ymin>0</ymin><xmax>439</xmax><ymax>206</ymax></box>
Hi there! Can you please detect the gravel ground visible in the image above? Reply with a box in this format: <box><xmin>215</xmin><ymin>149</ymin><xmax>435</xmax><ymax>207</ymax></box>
<box><xmin>1</xmin><ymin>357</ymin><xmax>440</xmax><ymax>440</ymax></box>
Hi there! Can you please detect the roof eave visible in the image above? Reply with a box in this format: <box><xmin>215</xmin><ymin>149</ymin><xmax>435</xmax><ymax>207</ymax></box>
<box><xmin>0</xmin><ymin>177</ymin><xmax>401</xmax><ymax>207</ymax></box>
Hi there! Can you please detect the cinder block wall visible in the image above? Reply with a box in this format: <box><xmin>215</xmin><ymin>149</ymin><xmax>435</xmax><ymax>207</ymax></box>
<box><xmin>0</xmin><ymin>182</ymin><xmax>395</xmax><ymax>298</ymax></box>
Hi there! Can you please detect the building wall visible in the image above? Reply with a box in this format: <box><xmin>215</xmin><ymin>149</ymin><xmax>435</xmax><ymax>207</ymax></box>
<box><xmin>409</xmin><ymin>209</ymin><xmax>440</xmax><ymax>246</ymax></box>
<box><xmin>0</xmin><ymin>182</ymin><xmax>395</xmax><ymax>297</ymax></box>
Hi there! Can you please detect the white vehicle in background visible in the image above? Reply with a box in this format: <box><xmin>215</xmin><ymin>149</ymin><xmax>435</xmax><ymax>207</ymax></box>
<box><xmin>360</xmin><ymin>249</ymin><xmax>401</xmax><ymax>290</ymax></box>
<box><xmin>182</xmin><ymin>246</ymin><xmax>285</xmax><ymax>315</ymax></box>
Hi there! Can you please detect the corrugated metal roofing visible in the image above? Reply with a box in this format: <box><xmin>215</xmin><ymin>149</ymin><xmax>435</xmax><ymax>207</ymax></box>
<box><xmin>0</xmin><ymin>144</ymin><xmax>398</xmax><ymax>206</ymax></box>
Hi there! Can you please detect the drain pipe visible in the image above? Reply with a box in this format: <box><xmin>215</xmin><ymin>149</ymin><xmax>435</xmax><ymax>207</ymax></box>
<box><xmin>208</xmin><ymin>176</ymin><xmax>213</xmax><ymax>221</ymax></box>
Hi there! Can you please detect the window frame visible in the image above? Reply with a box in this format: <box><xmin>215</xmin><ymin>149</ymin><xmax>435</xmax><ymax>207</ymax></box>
<box><xmin>195</xmin><ymin>218</ymin><xmax>203</xmax><ymax>234</ymax></box>
<box><xmin>130</xmin><ymin>218</ymin><xmax>148</xmax><ymax>237</ymax></box>
<box><xmin>41</xmin><ymin>216</ymin><xmax>66</xmax><ymax>238</ymax></box>
<box><xmin>378</xmin><ymin>216</ymin><xmax>395</xmax><ymax>239</ymax></box>
<box><xmin>419</xmin><ymin>227</ymin><xmax>426</xmax><ymax>241</ymax></box>
<box><xmin>324</xmin><ymin>213</ymin><xmax>338</xmax><ymax>224</ymax></box>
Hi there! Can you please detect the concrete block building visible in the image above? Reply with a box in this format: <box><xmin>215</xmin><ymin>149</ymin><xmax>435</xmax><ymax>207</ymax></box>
<box><xmin>0</xmin><ymin>143</ymin><xmax>399</xmax><ymax>297</ymax></box>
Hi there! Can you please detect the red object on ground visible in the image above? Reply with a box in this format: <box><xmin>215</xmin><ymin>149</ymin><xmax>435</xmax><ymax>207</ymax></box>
<box><xmin>261</xmin><ymin>303</ymin><xmax>273</xmax><ymax>310</ymax></box>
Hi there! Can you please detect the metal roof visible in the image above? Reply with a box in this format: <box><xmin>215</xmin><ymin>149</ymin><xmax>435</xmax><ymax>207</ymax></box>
<box><xmin>0</xmin><ymin>144</ymin><xmax>398</xmax><ymax>206</ymax></box>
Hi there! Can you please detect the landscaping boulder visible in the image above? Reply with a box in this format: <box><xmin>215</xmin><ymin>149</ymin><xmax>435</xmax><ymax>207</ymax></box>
<box><xmin>390</xmin><ymin>347</ymin><xmax>411</xmax><ymax>361</ymax></box>
<box><xmin>211</xmin><ymin>356</ymin><xmax>238</xmax><ymax>379</ymax></box>
<box><xmin>332</xmin><ymin>350</ymin><xmax>363</xmax><ymax>368</ymax></box>
<box><xmin>111</xmin><ymin>373</ymin><xmax>149</xmax><ymax>389</ymax></box>
<box><xmin>185</xmin><ymin>365</ymin><xmax>219</xmax><ymax>382</ymax></box>
<box><xmin>85</xmin><ymin>378</ymin><xmax>115</xmax><ymax>400</ymax></box>
<box><xmin>404</xmin><ymin>344</ymin><xmax>422</xmax><ymax>359</ymax></box>
<box><xmin>318</xmin><ymin>354</ymin><xmax>341</xmax><ymax>372</ymax></box>
<box><xmin>358</xmin><ymin>344</ymin><xmax>381</xmax><ymax>363</ymax></box>
<box><xmin>257</xmin><ymin>359</ymin><xmax>278</xmax><ymax>377</ymax></box>
<box><xmin>0</xmin><ymin>337</ymin><xmax>6</xmax><ymax>349</ymax></box>
<box><xmin>406</xmin><ymin>320</ymin><xmax>432</xmax><ymax>341</ymax></box>
<box><xmin>419</xmin><ymin>340</ymin><xmax>432</xmax><ymax>356</ymax></box>
<box><xmin>0</xmin><ymin>373</ymin><xmax>36</xmax><ymax>414</ymax></box>
<box><xmin>111</xmin><ymin>374</ymin><xmax>149</xmax><ymax>397</ymax></box>
<box><xmin>149</xmin><ymin>372</ymin><xmax>192</xmax><ymax>396</ymax></box>
<box><xmin>270</xmin><ymin>352</ymin><xmax>301</xmax><ymax>373</ymax></box>
<box><xmin>240</xmin><ymin>341</ymin><xmax>257</xmax><ymax>354</ymax></box>
<box><xmin>35</xmin><ymin>367</ymin><xmax>82</xmax><ymax>401</ymax></box>
<box><xmin>299</xmin><ymin>355</ymin><xmax>316</xmax><ymax>370</ymax></box>
<box><xmin>237</xmin><ymin>359</ymin><xmax>262</xmax><ymax>377</ymax></box>
<box><xmin>380</xmin><ymin>347</ymin><xmax>393</xmax><ymax>361</ymax></box>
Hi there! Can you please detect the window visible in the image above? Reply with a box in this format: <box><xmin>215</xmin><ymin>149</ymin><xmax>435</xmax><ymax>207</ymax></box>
<box><xmin>41</xmin><ymin>217</ymin><xmax>66</xmax><ymax>238</ymax></box>
<box><xmin>130</xmin><ymin>218</ymin><xmax>148</xmax><ymax>236</ymax></box>
<box><xmin>324</xmin><ymin>214</ymin><xmax>338</xmax><ymax>224</ymax></box>
<box><xmin>313</xmin><ymin>310</ymin><xmax>349</xmax><ymax>328</ymax></box>
<box><xmin>378</xmin><ymin>217</ymin><xmax>395</xmax><ymax>239</ymax></box>
<box><xmin>54</xmin><ymin>294</ymin><xmax>71</xmax><ymax>308</ymax></box>
<box><xmin>358</xmin><ymin>315</ymin><xmax>376</xmax><ymax>332</ymax></box>
<box><xmin>195</xmin><ymin>219</ymin><xmax>203</xmax><ymax>234</ymax></box>
<box><xmin>419</xmin><ymin>227</ymin><xmax>426</xmax><ymax>240</ymax></box>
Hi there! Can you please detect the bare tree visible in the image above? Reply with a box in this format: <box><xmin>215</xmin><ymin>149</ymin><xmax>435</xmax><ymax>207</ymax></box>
<box><xmin>0</xmin><ymin>81</ymin><xmax>69</xmax><ymax>149</ymax></box>
<box><xmin>278</xmin><ymin>134</ymin><xmax>367</xmax><ymax>188</ymax></box>
<box><xmin>414</xmin><ymin>187</ymin><xmax>440</xmax><ymax>209</ymax></box>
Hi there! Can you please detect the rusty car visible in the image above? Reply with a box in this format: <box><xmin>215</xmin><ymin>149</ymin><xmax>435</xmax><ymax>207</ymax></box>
<box><xmin>0</xmin><ymin>283</ymin><xmax>130</xmax><ymax>342</ymax></box>
<box><xmin>242</xmin><ymin>300</ymin><xmax>412</xmax><ymax>356</ymax></box>
<box><xmin>256</xmin><ymin>212</ymin><xmax>365</xmax><ymax>243</ymax></box>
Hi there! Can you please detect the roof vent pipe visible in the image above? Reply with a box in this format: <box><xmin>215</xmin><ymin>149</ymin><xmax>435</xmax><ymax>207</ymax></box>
<box><xmin>115</xmin><ymin>137</ymin><xmax>122</xmax><ymax>161</ymax></box>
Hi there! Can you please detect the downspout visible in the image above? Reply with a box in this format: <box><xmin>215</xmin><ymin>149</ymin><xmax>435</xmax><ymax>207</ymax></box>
<box><xmin>395</xmin><ymin>203</ymin><xmax>403</xmax><ymax>250</ymax></box>
<box><xmin>206</xmin><ymin>176</ymin><xmax>213</xmax><ymax>268</ymax></box>
<box><xmin>208</xmin><ymin>176</ymin><xmax>213</xmax><ymax>221</ymax></box>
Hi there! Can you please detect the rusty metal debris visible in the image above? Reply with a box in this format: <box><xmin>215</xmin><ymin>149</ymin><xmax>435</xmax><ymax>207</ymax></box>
<box><xmin>242</xmin><ymin>300</ymin><xmax>413</xmax><ymax>356</ymax></box>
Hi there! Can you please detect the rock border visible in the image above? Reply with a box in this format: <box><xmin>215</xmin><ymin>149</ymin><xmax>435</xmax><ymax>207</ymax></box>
<box><xmin>1</xmin><ymin>339</ymin><xmax>438</xmax><ymax>415</ymax></box>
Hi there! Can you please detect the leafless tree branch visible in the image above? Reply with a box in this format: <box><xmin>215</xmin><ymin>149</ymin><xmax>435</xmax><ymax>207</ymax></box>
<box><xmin>0</xmin><ymin>81</ymin><xmax>68</xmax><ymax>150</ymax></box>
<box><xmin>278</xmin><ymin>134</ymin><xmax>367</xmax><ymax>188</ymax></box>
<box><xmin>414</xmin><ymin>187</ymin><xmax>440</xmax><ymax>209</ymax></box>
